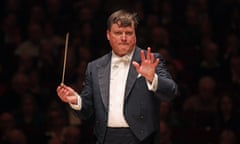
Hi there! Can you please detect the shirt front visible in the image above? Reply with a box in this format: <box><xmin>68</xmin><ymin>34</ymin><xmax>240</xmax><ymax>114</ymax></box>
<box><xmin>107</xmin><ymin>51</ymin><xmax>133</xmax><ymax>127</ymax></box>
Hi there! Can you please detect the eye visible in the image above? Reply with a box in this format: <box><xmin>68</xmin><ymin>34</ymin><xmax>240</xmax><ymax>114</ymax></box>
<box><xmin>114</xmin><ymin>31</ymin><xmax>122</xmax><ymax>35</ymax></box>
<box><xmin>126</xmin><ymin>32</ymin><xmax>133</xmax><ymax>35</ymax></box>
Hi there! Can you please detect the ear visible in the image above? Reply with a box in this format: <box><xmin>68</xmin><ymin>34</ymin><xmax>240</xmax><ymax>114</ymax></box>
<box><xmin>106</xmin><ymin>30</ymin><xmax>110</xmax><ymax>40</ymax></box>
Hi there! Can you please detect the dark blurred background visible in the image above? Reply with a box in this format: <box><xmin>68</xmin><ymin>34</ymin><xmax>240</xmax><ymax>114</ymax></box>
<box><xmin>0</xmin><ymin>0</ymin><xmax>240</xmax><ymax>144</ymax></box>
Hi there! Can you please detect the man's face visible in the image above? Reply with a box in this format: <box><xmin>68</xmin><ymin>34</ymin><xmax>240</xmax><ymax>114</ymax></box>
<box><xmin>107</xmin><ymin>23</ymin><xmax>136</xmax><ymax>57</ymax></box>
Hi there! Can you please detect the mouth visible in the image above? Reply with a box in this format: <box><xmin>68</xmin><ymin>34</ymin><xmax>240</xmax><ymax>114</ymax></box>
<box><xmin>119</xmin><ymin>43</ymin><xmax>128</xmax><ymax>45</ymax></box>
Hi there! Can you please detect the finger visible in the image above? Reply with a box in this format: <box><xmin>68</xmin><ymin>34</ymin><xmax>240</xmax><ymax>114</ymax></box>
<box><xmin>57</xmin><ymin>86</ymin><xmax>67</xmax><ymax>95</ymax></box>
<box><xmin>56</xmin><ymin>85</ymin><xmax>69</xmax><ymax>103</ymax></box>
<box><xmin>153</xmin><ymin>58</ymin><xmax>160</xmax><ymax>67</ymax></box>
<box><xmin>140</xmin><ymin>50</ymin><xmax>146</xmax><ymax>61</ymax></box>
<box><xmin>61</xmin><ymin>91</ymin><xmax>69</xmax><ymax>101</ymax></box>
<box><xmin>65</xmin><ymin>87</ymin><xmax>75</xmax><ymax>94</ymax></box>
<box><xmin>57</xmin><ymin>90</ymin><xmax>65</xmax><ymax>101</ymax></box>
<box><xmin>59</xmin><ymin>84</ymin><xmax>72</xmax><ymax>93</ymax></box>
<box><xmin>150</xmin><ymin>53</ymin><xmax>154</xmax><ymax>63</ymax></box>
<box><xmin>57</xmin><ymin>86</ymin><xmax>65</xmax><ymax>96</ymax></box>
<box><xmin>56</xmin><ymin>86</ymin><xmax>61</xmax><ymax>92</ymax></box>
<box><xmin>132</xmin><ymin>61</ymin><xmax>140</xmax><ymax>72</ymax></box>
<box><xmin>147</xmin><ymin>47</ymin><xmax>151</xmax><ymax>60</ymax></box>
<box><xmin>63</xmin><ymin>96</ymin><xmax>68</xmax><ymax>103</ymax></box>
<box><xmin>57</xmin><ymin>84</ymin><xmax>65</xmax><ymax>92</ymax></box>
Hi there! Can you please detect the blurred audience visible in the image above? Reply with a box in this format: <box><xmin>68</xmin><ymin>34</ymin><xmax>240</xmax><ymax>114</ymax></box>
<box><xmin>62</xmin><ymin>125</ymin><xmax>82</xmax><ymax>144</ymax></box>
<box><xmin>158</xmin><ymin>120</ymin><xmax>180</xmax><ymax>144</ymax></box>
<box><xmin>4</xmin><ymin>128</ymin><xmax>28</xmax><ymax>144</ymax></box>
<box><xmin>0</xmin><ymin>112</ymin><xmax>16</xmax><ymax>143</ymax></box>
<box><xmin>218</xmin><ymin>129</ymin><xmax>238</xmax><ymax>144</ymax></box>
<box><xmin>215</xmin><ymin>92</ymin><xmax>240</xmax><ymax>132</ymax></box>
<box><xmin>14</xmin><ymin>93</ymin><xmax>45</xmax><ymax>144</ymax></box>
<box><xmin>182</xmin><ymin>76</ymin><xmax>217</xmax><ymax>128</ymax></box>
<box><xmin>0</xmin><ymin>0</ymin><xmax>240</xmax><ymax>143</ymax></box>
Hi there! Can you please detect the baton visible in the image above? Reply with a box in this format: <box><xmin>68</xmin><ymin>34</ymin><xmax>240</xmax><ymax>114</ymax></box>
<box><xmin>61</xmin><ymin>32</ymin><xmax>69</xmax><ymax>84</ymax></box>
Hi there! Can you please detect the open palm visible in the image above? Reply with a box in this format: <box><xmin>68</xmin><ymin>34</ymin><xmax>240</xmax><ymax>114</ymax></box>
<box><xmin>132</xmin><ymin>47</ymin><xmax>159</xmax><ymax>82</ymax></box>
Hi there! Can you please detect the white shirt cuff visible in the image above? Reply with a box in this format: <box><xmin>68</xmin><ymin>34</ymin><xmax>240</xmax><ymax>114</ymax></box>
<box><xmin>146</xmin><ymin>73</ymin><xmax>158</xmax><ymax>91</ymax></box>
<box><xmin>69</xmin><ymin>94</ymin><xmax>82</xmax><ymax>110</ymax></box>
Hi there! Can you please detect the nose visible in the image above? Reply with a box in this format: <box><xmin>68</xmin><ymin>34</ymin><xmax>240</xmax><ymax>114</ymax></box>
<box><xmin>121</xmin><ymin>33</ymin><xmax>126</xmax><ymax>41</ymax></box>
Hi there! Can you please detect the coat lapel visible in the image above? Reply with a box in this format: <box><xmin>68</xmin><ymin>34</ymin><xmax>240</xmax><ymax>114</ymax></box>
<box><xmin>97</xmin><ymin>53</ymin><xmax>111</xmax><ymax>110</ymax></box>
<box><xmin>125</xmin><ymin>47</ymin><xmax>141</xmax><ymax>99</ymax></box>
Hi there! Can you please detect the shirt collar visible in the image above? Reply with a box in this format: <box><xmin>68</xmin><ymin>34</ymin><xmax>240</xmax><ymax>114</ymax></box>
<box><xmin>111</xmin><ymin>50</ymin><xmax>134</xmax><ymax>64</ymax></box>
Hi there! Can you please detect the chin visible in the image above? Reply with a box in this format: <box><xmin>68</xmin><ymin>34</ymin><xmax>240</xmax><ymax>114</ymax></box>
<box><xmin>120</xmin><ymin>46</ymin><xmax>131</xmax><ymax>51</ymax></box>
<box><xmin>117</xmin><ymin>53</ymin><xmax>126</xmax><ymax>57</ymax></box>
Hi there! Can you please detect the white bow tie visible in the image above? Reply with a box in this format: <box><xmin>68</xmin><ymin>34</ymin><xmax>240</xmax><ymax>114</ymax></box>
<box><xmin>112</xmin><ymin>55</ymin><xmax>130</xmax><ymax>65</ymax></box>
<box><xmin>120</xmin><ymin>55</ymin><xmax>130</xmax><ymax>63</ymax></box>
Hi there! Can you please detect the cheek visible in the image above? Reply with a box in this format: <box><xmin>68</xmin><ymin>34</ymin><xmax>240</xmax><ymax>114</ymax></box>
<box><xmin>130</xmin><ymin>36</ymin><xmax>136</xmax><ymax>43</ymax></box>
<box><xmin>109</xmin><ymin>38</ymin><xmax>118</xmax><ymax>47</ymax></box>
<box><xmin>109</xmin><ymin>35</ymin><xmax>118</xmax><ymax>43</ymax></box>
<box><xmin>112</xmin><ymin>37</ymin><xmax>119</xmax><ymax>42</ymax></box>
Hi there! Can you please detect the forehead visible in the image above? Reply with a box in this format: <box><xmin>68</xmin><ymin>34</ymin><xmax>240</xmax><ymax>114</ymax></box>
<box><xmin>110</xmin><ymin>23</ymin><xmax>135</xmax><ymax>31</ymax></box>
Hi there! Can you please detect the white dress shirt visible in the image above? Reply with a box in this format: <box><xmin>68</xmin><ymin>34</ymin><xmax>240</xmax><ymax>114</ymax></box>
<box><xmin>107</xmin><ymin>51</ymin><xmax>132</xmax><ymax>127</ymax></box>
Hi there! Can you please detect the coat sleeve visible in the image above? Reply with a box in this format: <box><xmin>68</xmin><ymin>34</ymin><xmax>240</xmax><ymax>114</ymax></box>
<box><xmin>154</xmin><ymin>53</ymin><xmax>178</xmax><ymax>101</ymax></box>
